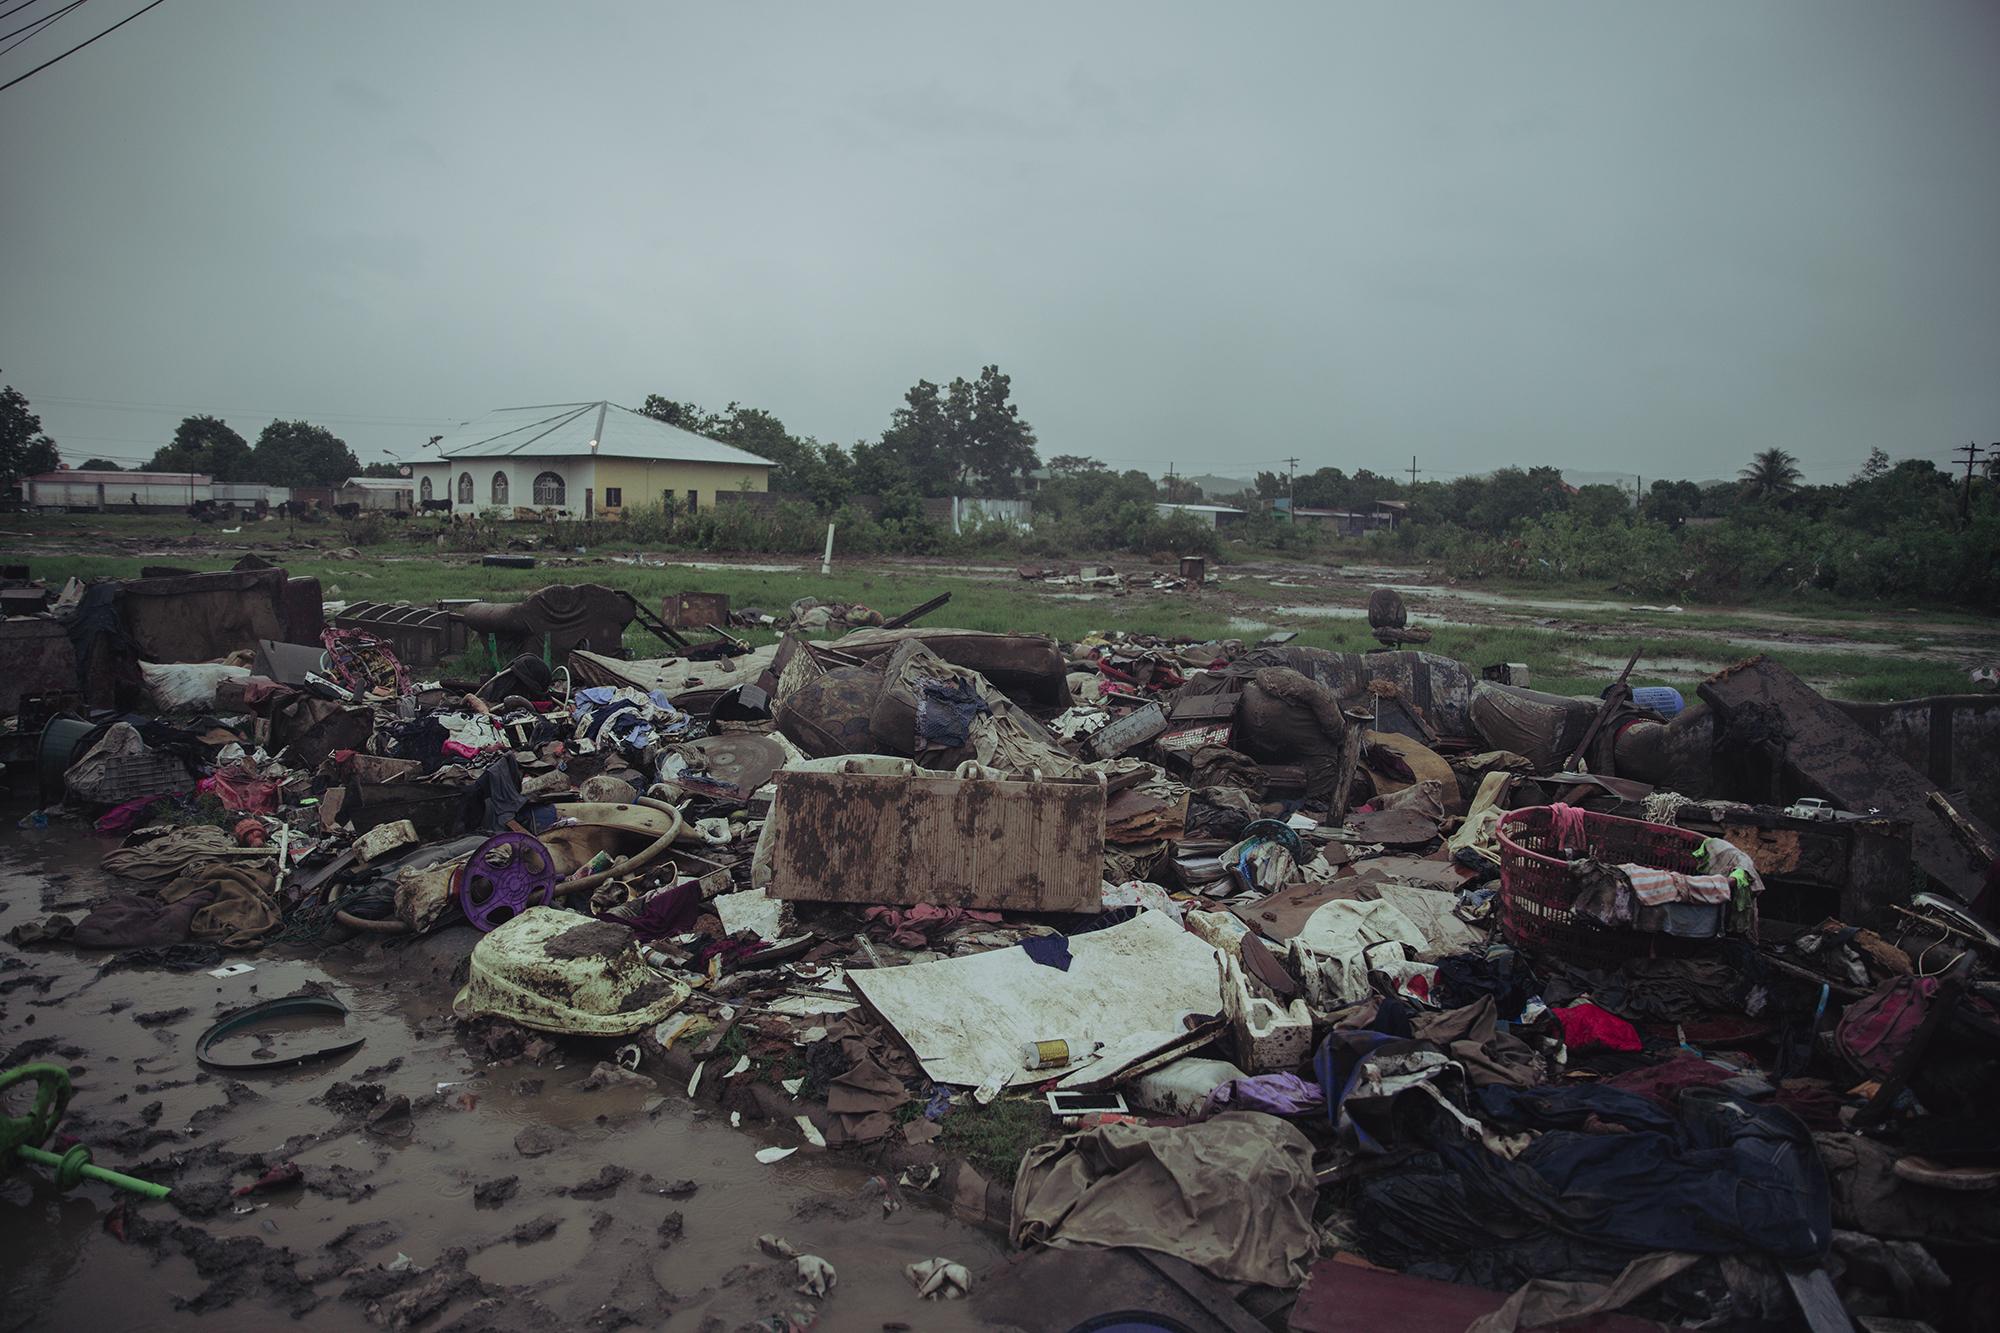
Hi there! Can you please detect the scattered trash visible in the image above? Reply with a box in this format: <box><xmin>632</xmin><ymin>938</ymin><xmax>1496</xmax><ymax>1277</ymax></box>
<box><xmin>9</xmin><ymin>558</ymin><xmax>1996</xmax><ymax>1331</ymax></box>
<box><xmin>905</xmin><ymin>1257</ymin><xmax>972</xmax><ymax>1300</ymax></box>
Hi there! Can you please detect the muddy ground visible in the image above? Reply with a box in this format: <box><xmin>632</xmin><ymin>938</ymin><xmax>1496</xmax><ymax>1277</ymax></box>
<box><xmin>0</xmin><ymin>809</ymin><xmax>1021</xmax><ymax>1332</ymax></box>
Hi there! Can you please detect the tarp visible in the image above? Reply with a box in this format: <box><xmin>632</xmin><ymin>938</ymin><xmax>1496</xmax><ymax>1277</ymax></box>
<box><xmin>1012</xmin><ymin>1111</ymin><xmax>1320</xmax><ymax>1286</ymax></box>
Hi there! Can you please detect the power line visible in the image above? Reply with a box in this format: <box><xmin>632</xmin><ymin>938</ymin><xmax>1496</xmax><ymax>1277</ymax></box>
<box><xmin>0</xmin><ymin>0</ymin><xmax>80</xmax><ymax>47</ymax></box>
<box><xmin>29</xmin><ymin>391</ymin><xmax>456</xmax><ymax>427</ymax></box>
<box><xmin>0</xmin><ymin>0</ymin><xmax>49</xmax><ymax>24</ymax></box>
<box><xmin>0</xmin><ymin>0</ymin><xmax>166</xmax><ymax>96</ymax></box>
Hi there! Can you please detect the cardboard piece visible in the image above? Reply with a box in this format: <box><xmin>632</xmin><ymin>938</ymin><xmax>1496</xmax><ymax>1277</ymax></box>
<box><xmin>767</xmin><ymin>767</ymin><xmax>1105</xmax><ymax>912</ymax></box>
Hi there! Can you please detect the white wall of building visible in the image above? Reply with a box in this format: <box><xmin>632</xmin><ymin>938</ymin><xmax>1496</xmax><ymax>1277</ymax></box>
<box><xmin>412</xmin><ymin>457</ymin><xmax>597</xmax><ymax>516</ymax></box>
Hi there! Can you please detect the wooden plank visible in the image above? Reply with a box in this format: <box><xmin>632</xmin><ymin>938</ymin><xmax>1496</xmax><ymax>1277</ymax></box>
<box><xmin>768</xmin><ymin>769</ymin><xmax>1104</xmax><ymax>911</ymax></box>
<box><xmin>1699</xmin><ymin>655</ymin><xmax>1995</xmax><ymax>900</ymax></box>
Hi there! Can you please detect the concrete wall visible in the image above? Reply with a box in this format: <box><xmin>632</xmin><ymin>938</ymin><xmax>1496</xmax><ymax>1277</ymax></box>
<box><xmin>589</xmin><ymin>458</ymin><xmax>769</xmax><ymax>520</ymax></box>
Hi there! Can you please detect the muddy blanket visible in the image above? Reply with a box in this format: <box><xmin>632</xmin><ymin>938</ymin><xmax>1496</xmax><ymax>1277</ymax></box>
<box><xmin>100</xmin><ymin>825</ymin><xmax>246</xmax><ymax>883</ymax></box>
<box><xmin>71</xmin><ymin>892</ymin><xmax>215</xmax><ymax>950</ymax></box>
<box><xmin>158</xmin><ymin>862</ymin><xmax>282</xmax><ymax>949</ymax></box>
<box><xmin>1011</xmin><ymin>1112</ymin><xmax>1319</xmax><ymax>1287</ymax></box>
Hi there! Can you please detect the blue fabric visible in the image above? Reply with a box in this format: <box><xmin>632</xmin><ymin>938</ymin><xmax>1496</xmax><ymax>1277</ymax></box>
<box><xmin>1356</xmin><ymin>1088</ymin><xmax>1832</xmax><ymax>1287</ymax></box>
<box><xmin>1473</xmin><ymin>1082</ymin><xmax>1677</xmax><ymax>1134</ymax></box>
<box><xmin>1312</xmin><ymin>1029</ymin><xmax>1403</xmax><ymax>1147</ymax></box>
<box><xmin>1022</xmin><ymin>934</ymin><xmax>1073</xmax><ymax>971</ymax></box>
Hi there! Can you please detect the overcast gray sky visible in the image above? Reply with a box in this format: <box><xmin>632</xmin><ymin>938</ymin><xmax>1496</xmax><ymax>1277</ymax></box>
<box><xmin>3</xmin><ymin>1</ymin><xmax>1995</xmax><ymax>485</ymax></box>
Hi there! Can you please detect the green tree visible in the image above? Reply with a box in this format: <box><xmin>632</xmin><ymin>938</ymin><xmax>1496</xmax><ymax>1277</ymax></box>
<box><xmin>637</xmin><ymin>395</ymin><xmax>718</xmax><ymax>434</ymax></box>
<box><xmin>0</xmin><ymin>379</ymin><xmax>61</xmax><ymax>492</ymax></box>
<box><xmin>1857</xmin><ymin>447</ymin><xmax>1891</xmax><ymax>481</ymax></box>
<box><xmin>847</xmin><ymin>439</ymin><xmax>915</xmax><ymax>496</ymax></box>
<box><xmin>79</xmin><ymin>458</ymin><xmax>126</xmax><ymax>471</ymax></box>
<box><xmin>1572</xmin><ymin>483</ymin><xmax>1633</xmax><ymax>526</ymax></box>
<box><xmin>149</xmin><ymin>414</ymin><xmax>252</xmax><ymax>481</ymax></box>
<box><xmin>1046</xmin><ymin>454</ymin><xmax>1104</xmax><ymax>476</ymax></box>
<box><xmin>1739</xmin><ymin>448</ymin><xmax>1803</xmax><ymax>501</ymax></box>
<box><xmin>879</xmin><ymin>366</ymin><xmax>1039</xmax><ymax>497</ymax></box>
<box><xmin>1159</xmin><ymin>474</ymin><xmax>1204</xmax><ymax>502</ymax></box>
<box><xmin>963</xmin><ymin>364</ymin><xmax>1038</xmax><ymax>496</ymax></box>
<box><xmin>248</xmin><ymin>420</ymin><xmax>360</xmax><ymax>487</ymax></box>
<box><xmin>1468</xmin><ymin>466</ymin><xmax>1569</xmax><ymax>534</ymax></box>
<box><xmin>1640</xmin><ymin>478</ymin><xmax>1703</xmax><ymax>527</ymax></box>
<box><xmin>357</xmin><ymin>461</ymin><xmax>404</xmax><ymax>479</ymax></box>
<box><xmin>880</xmin><ymin>379</ymin><xmax>956</xmax><ymax>495</ymax></box>
<box><xmin>1292</xmin><ymin>466</ymin><xmax>1348</xmax><ymax>508</ymax></box>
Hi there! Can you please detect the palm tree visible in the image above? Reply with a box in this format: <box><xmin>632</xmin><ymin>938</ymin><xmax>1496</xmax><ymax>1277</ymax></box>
<box><xmin>1739</xmin><ymin>448</ymin><xmax>1803</xmax><ymax>501</ymax></box>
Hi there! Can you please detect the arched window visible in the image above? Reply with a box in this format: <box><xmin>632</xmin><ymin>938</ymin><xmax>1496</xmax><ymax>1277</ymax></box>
<box><xmin>491</xmin><ymin>471</ymin><xmax>509</xmax><ymax>505</ymax></box>
<box><xmin>456</xmin><ymin>472</ymin><xmax>474</xmax><ymax>504</ymax></box>
<box><xmin>419</xmin><ymin>476</ymin><xmax>433</xmax><ymax>502</ymax></box>
<box><xmin>533</xmin><ymin>471</ymin><xmax>566</xmax><ymax>506</ymax></box>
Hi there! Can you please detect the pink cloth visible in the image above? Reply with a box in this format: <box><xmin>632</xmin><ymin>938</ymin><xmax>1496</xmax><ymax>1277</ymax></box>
<box><xmin>862</xmin><ymin>904</ymin><xmax>1003</xmax><ymax>948</ymax></box>
<box><xmin>95</xmin><ymin>795</ymin><xmax>163</xmax><ymax>834</ymax></box>
<box><xmin>1548</xmin><ymin>803</ymin><xmax>1588</xmax><ymax>853</ymax></box>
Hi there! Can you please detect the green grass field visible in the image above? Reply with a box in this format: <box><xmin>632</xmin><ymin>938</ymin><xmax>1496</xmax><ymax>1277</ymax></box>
<box><xmin>13</xmin><ymin>532</ymin><xmax>1985</xmax><ymax>702</ymax></box>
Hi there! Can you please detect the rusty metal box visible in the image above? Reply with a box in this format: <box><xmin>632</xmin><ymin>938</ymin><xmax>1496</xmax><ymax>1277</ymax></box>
<box><xmin>663</xmin><ymin>591</ymin><xmax>731</xmax><ymax>628</ymax></box>
<box><xmin>766</xmin><ymin>767</ymin><xmax>1105</xmax><ymax>912</ymax></box>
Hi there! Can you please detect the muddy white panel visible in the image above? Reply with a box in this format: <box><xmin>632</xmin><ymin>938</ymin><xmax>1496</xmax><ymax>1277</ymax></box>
<box><xmin>846</xmin><ymin>911</ymin><xmax>1222</xmax><ymax>1089</ymax></box>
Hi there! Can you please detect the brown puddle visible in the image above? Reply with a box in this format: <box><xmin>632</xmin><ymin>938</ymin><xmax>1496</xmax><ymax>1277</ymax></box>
<box><xmin>0</xmin><ymin>809</ymin><xmax>1006</xmax><ymax>1331</ymax></box>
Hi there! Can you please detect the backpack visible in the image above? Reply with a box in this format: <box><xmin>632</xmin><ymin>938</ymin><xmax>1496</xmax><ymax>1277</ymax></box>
<box><xmin>1834</xmin><ymin>975</ymin><xmax>1938</xmax><ymax>1080</ymax></box>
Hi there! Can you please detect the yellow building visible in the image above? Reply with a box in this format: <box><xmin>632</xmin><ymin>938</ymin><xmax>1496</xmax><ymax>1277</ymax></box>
<box><xmin>404</xmin><ymin>401</ymin><xmax>772</xmax><ymax>520</ymax></box>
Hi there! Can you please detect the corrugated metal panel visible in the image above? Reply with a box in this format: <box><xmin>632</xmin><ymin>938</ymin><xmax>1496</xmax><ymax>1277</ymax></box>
<box><xmin>430</xmin><ymin>401</ymin><xmax>773</xmax><ymax>467</ymax></box>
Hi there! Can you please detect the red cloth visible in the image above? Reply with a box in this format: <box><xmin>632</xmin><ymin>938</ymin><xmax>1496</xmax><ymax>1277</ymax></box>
<box><xmin>1552</xmin><ymin>1001</ymin><xmax>1642</xmax><ymax>1053</ymax></box>
<box><xmin>1604</xmin><ymin>1053</ymin><xmax>1733</xmax><ymax>1104</ymax></box>
<box><xmin>863</xmin><ymin>904</ymin><xmax>1003</xmax><ymax>948</ymax></box>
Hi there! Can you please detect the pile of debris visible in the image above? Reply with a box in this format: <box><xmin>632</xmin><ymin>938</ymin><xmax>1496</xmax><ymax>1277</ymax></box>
<box><xmin>6</xmin><ymin>564</ymin><xmax>1999</xmax><ymax>1331</ymax></box>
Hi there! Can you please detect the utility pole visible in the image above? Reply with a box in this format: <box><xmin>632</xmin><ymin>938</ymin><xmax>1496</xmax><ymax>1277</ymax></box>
<box><xmin>1282</xmin><ymin>456</ymin><xmax>1299</xmax><ymax>521</ymax></box>
<box><xmin>1955</xmin><ymin>441</ymin><xmax>1985</xmax><ymax>522</ymax></box>
<box><xmin>1408</xmin><ymin>455</ymin><xmax>1420</xmax><ymax>488</ymax></box>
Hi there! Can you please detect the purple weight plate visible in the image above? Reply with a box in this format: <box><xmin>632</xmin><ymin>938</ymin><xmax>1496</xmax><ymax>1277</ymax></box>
<box><xmin>456</xmin><ymin>831</ymin><xmax>558</xmax><ymax>931</ymax></box>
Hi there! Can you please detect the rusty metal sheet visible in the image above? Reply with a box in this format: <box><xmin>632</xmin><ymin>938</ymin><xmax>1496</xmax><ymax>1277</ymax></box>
<box><xmin>1089</xmin><ymin>700</ymin><xmax>1169</xmax><ymax>759</ymax></box>
<box><xmin>0</xmin><ymin>619</ymin><xmax>78</xmax><ymax>715</ymax></box>
<box><xmin>662</xmin><ymin>591</ymin><xmax>730</xmax><ymax>628</ymax></box>
<box><xmin>767</xmin><ymin>769</ymin><xmax>1104</xmax><ymax>911</ymax></box>
<box><xmin>1700</xmin><ymin>656</ymin><xmax>1993</xmax><ymax>900</ymax></box>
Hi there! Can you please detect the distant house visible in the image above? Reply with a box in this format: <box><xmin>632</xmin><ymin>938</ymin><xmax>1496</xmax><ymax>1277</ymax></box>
<box><xmin>212</xmin><ymin>483</ymin><xmax>292</xmax><ymax>511</ymax></box>
<box><xmin>338</xmin><ymin>477</ymin><xmax>415</xmax><ymax>512</ymax></box>
<box><xmin>404</xmin><ymin>401</ymin><xmax>774</xmax><ymax>520</ymax></box>
<box><xmin>1156</xmin><ymin>501</ymin><xmax>1246</xmax><ymax>529</ymax></box>
<box><xmin>1269</xmin><ymin>497</ymin><xmax>1404</xmax><ymax>535</ymax></box>
<box><xmin>18</xmin><ymin>468</ymin><xmax>209</xmax><ymax>511</ymax></box>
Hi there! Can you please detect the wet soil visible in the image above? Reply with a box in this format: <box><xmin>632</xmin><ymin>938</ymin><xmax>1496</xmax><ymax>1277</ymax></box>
<box><xmin>0</xmin><ymin>812</ymin><xmax>1005</xmax><ymax>1331</ymax></box>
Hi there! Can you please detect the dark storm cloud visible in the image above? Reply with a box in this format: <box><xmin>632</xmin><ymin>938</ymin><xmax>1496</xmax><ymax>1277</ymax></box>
<box><xmin>1</xmin><ymin>1</ymin><xmax>1994</xmax><ymax>482</ymax></box>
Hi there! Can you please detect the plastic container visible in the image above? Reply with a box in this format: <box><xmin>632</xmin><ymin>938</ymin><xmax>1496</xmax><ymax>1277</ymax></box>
<box><xmin>36</xmin><ymin>716</ymin><xmax>102</xmax><ymax>798</ymax></box>
<box><xmin>1628</xmin><ymin>685</ymin><xmax>1686</xmax><ymax>718</ymax></box>
<box><xmin>1496</xmin><ymin>805</ymin><xmax>1710</xmax><ymax>968</ymax></box>
<box><xmin>1218</xmin><ymin>953</ymin><xmax>1313</xmax><ymax>1072</ymax></box>
<box><xmin>1129</xmin><ymin>1057</ymin><xmax>1247</xmax><ymax>1117</ymax></box>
